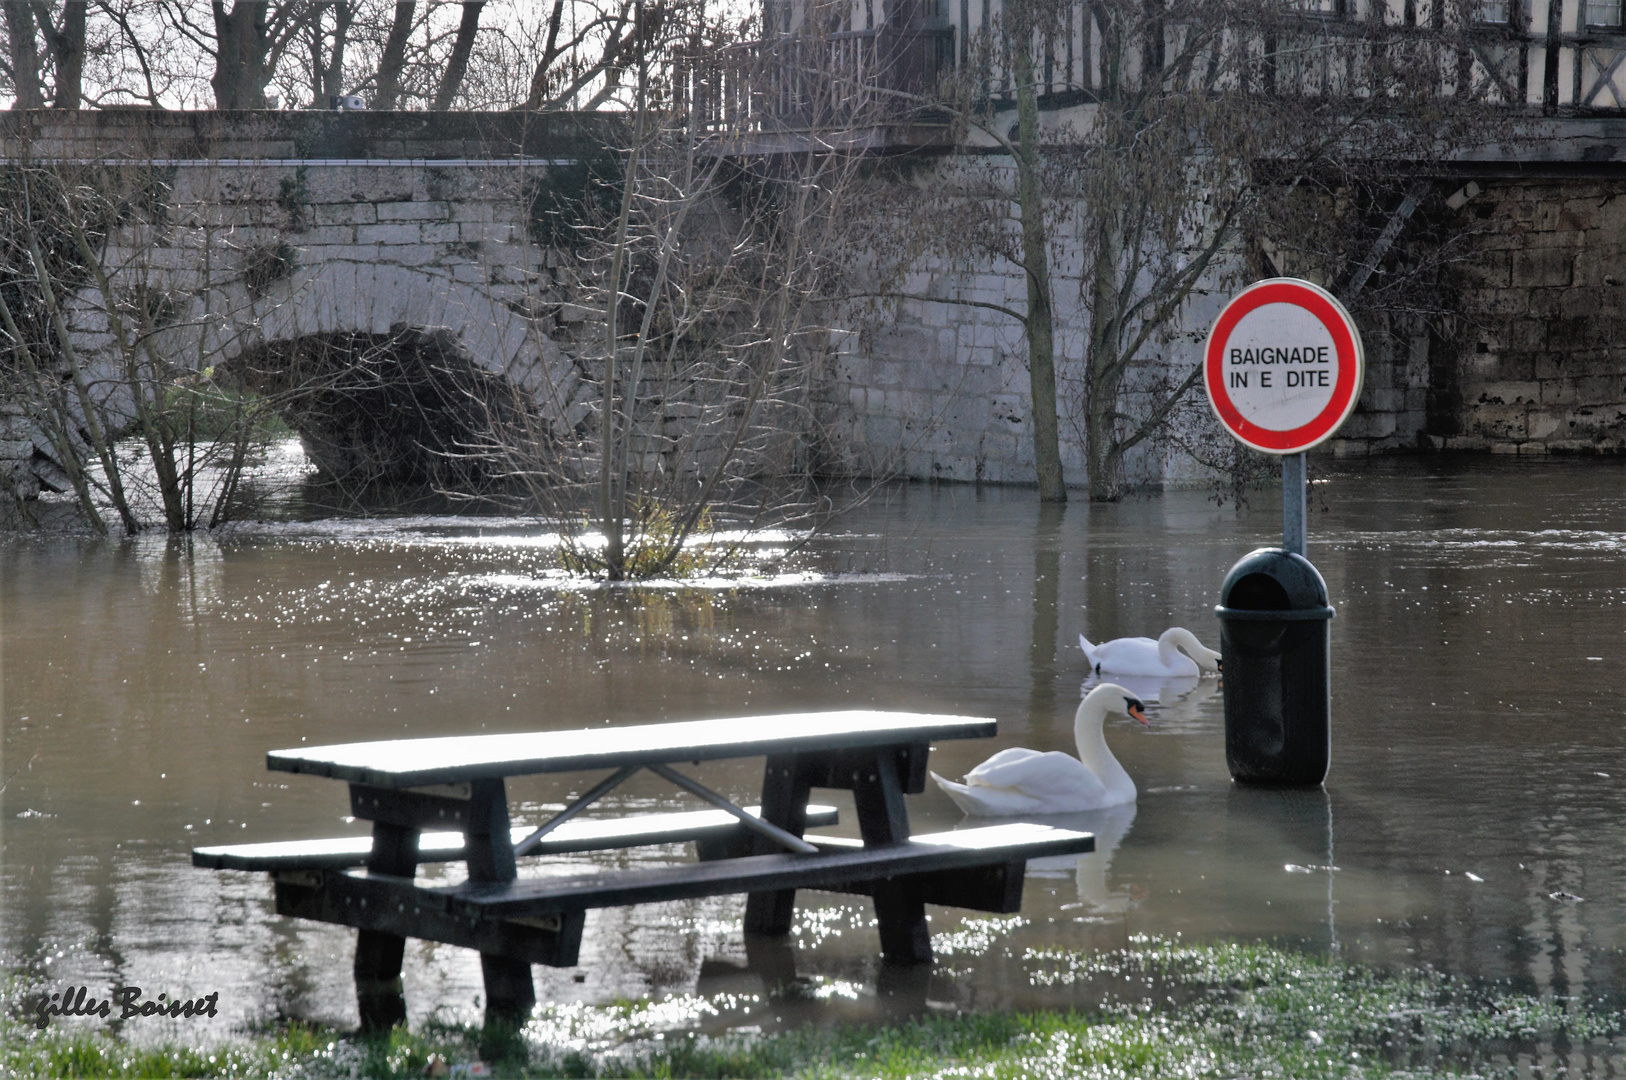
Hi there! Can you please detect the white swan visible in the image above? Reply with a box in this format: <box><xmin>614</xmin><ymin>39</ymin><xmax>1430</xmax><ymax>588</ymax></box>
<box><xmin>1079</xmin><ymin>627</ymin><xmax>1221</xmax><ymax>678</ymax></box>
<box><xmin>930</xmin><ymin>683</ymin><xmax>1146</xmax><ymax>816</ymax></box>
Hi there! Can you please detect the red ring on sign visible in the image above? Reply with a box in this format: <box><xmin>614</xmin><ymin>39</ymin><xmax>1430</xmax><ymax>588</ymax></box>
<box><xmin>1204</xmin><ymin>279</ymin><xmax>1363</xmax><ymax>454</ymax></box>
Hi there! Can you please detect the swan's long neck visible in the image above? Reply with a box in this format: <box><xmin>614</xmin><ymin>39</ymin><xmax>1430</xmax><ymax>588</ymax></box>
<box><xmin>1074</xmin><ymin>694</ymin><xmax>1136</xmax><ymax>800</ymax></box>
<box><xmin>1160</xmin><ymin>627</ymin><xmax>1213</xmax><ymax>671</ymax></box>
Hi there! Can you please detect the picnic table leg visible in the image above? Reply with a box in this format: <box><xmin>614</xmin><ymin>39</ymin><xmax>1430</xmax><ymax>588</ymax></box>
<box><xmin>850</xmin><ymin>752</ymin><xmax>932</xmax><ymax>964</ymax></box>
<box><xmin>465</xmin><ymin>778</ymin><xmax>537</xmax><ymax>1027</ymax></box>
<box><xmin>743</xmin><ymin>931</ymin><xmax>798</xmax><ymax>992</ymax></box>
<box><xmin>354</xmin><ymin>822</ymin><xmax>417</xmax><ymax>1032</ymax></box>
<box><xmin>743</xmin><ymin>753</ymin><xmax>812</xmax><ymax>935</ymax></box>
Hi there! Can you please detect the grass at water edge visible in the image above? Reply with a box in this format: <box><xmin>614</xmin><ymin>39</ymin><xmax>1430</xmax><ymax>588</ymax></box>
<box><xmin>3</xmin><ymin>936</ymin><xmax>1622</xmax><ymax>1079</ymax></box>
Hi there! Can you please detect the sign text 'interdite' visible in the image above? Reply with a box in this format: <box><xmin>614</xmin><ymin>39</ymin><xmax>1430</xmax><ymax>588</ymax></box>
<box><xmin>1203</xmin><ymin>279</ymin><xmax>1364</xmax><ymax>455</ymax></box>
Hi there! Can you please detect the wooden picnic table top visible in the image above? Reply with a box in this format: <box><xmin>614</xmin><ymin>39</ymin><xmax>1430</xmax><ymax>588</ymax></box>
<box><xmin>267</xmin><ymin>710</ymin><xmax>998</xmax><ymax>789</ymax></box>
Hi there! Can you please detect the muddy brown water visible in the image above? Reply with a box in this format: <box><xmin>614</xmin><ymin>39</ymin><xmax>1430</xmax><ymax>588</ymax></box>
<box><xmin>3</xmin><ymin>453</ymin><xmax>1625</xmax><ymax>1037</ymax></box>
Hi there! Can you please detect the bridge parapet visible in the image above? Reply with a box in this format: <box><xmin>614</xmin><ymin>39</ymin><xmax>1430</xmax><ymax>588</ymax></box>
<box><xmin>0</xmin><ymin>109</ymin><xmax>618</xmax><ymax>164</ymax></box>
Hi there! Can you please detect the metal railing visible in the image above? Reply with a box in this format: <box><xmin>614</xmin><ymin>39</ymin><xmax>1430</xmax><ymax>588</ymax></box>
<box><xmin>676</xmin><ymin>0</ymin><xmax>1626</xmax><ymax>136</ymax></box>
<box><xmin>677</xmin><ymin>25</ymin><xmax>956</xmax><ymax>133</ymax></box>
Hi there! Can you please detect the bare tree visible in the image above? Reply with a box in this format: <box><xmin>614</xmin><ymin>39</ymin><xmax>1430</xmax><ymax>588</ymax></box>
<box><xmin>305</xmin><ymin>0</ymin><xmax>356</xmax><ymax>103</ymax></box>
<box><xmin>3</xmin><ymin>3</ymin><xmax>46</xmax><ymax>108</ymax></box>
<box><xmin>0</xmin><ymin>150</ymin><xmax>300</xmax><ymax>531</ymax></box>
<box><xmin>0</xmin><ymin>2</ymin><xmax>706</xmax><ymax>111</ymax></box>
<box><xmin>522</xmin><ymin>0</ymin><xmax>641</xmax><ymax>110</ymax></box>
<box><xmin>370</xmin><ymin>0</ymin><xmax>412</xmax><ymax>107</ymax></box>
<box><xmin>866</xmin><ymin>0</ymin><xmax>1504</xmax><ymax>500</ymax></box>
<box><xmin>1068</xmin><ymin>0</ymin><xmax>1498</xmax><ymax>500</ymax></box>
<box><xmin>463</xmin><ymin>16</ymin><xmax>879</xmax><ymax>580</ymax></box>
<box><xmin>3</xmin><ymin>1</ymin><xmax>87</xmax><ymax>108</ymax></box>
<box><xmin>209</xmin><ymin>1</ymin><xmax>293</xmax><ymax>108</ymax></box>
<box><xmin>429</xmin><ymin>0</ymin><xmax>478</xmax><ymax>108</ymax></box>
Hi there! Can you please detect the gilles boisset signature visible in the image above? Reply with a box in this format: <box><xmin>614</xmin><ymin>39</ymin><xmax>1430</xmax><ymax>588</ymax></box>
<box><xmin>34</xmin><ymin>986</ymin><xmax>220</xmax><ymax>1028</ymax></box>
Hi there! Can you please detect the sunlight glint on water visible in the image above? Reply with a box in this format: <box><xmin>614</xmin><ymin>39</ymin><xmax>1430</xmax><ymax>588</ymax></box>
<box><xmin>3</xmin><ymin>453</ymin><xmax>1624</xmax><ymax>1039</ymax></box>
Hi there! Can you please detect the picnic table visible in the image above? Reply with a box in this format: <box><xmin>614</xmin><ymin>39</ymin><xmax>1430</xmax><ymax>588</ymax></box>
<box><xmin>194</xmin><ymin>711</ymin><xmax>1094</xmax><ymax>1029</ymax></box>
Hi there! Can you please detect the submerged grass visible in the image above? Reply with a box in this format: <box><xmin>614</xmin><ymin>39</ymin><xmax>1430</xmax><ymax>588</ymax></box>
<box><xmin>4</xmin><ymin>937</ymin><xmax>1621</xmax><ymax>1079</ymax></box>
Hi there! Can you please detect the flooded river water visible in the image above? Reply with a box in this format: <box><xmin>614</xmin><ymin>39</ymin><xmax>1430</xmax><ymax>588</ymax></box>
<box><xmin>3</xmin><ymin>453</ymin><xmax>1625</xmax><ymax>1037</ymax></box>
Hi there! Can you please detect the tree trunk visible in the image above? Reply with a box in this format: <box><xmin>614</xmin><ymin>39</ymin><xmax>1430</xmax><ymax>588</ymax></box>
<box><xmin>49</xmin><ymin>1</ymin><xmax>85</xmax><ymax>108</ymax></box>
<box><xmin>1085</xmin><ymin>215</ymin><xmax>1125</xmax><ymax>501</ymax></box>
<box><xmin>211</xmin><ymin>1</ymin><xmax>272</xmax><ymax>109</ymax></box>
<box><xmin>599</xmin><ymin>123</ymin><xmax>643</xmax><ymax>580</ymax></box>
<box><xmin>1011</xmin><ymin>34</ymin><xmax>1065</xmax><ymax>502</ymax></box>
<box><xmin>431</xmin><ymin>1</ymin><xmax>482</xmax><ymax>110</ymax></box>
<box><xmin>373</xmin><ymin>1</ymin><xmax>414</xmax><ymax>109</ymax></box>
<box><xmin>318</xmin><ymin>0</ymin><xmax>354</xmax><ymax>100</ymax></box>
<box><xmin>524</xmin><ymin>0</ymin><xmax>567</xmax><ymax>108</ymax></box>
<box><xmin>5</xmin><ymin>2</ymin><xmax>43</xmax><ymax>109</ymax></box>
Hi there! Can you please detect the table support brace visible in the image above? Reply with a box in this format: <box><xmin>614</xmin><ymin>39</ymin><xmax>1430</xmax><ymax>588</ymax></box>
<box><xmin>744</xmin><ymin>754</ymin><xmax>815</xmax><ymax>935</ymax></box>
<box><xmin>852</xmin><ymin>753</ymin><xmax>931</xmax><ymax>963</ymax></box>
<box><xmin>647</xmin><ymin>762</ymin><xmax>820</xmax><ymax>855</ymax></box>
<box><xmin>512</xmin><ymin>765</ymin><xmax>640</xmax><ymax>857</ymax></box>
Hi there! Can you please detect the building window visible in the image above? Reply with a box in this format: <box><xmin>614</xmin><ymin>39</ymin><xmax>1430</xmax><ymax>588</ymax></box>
<box><xmin>1586</xmin><ymin>0</ymin><xmax>1623</xmax><ymax>28</ymax></box>
<box><xmin>1477</xmin><ymin>0</ymin><xmax>1512</xmax><ymax>24</ymax></box>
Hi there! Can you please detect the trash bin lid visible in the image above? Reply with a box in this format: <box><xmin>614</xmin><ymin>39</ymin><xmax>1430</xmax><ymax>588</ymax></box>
<box><xmin>1216</xmin><ymin>547</ymin><xmax>1334</xmax><ymax>617</ymax></box>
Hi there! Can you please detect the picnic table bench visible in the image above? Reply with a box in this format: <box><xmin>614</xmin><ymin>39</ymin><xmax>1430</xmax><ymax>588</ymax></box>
<box><xmin>194</xmin><ymin>711</ymin><xmax>1094</xmax><ymax>1029</ymax></box>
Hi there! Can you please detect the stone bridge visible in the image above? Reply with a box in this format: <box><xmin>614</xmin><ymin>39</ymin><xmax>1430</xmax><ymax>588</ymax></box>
<box><xmin>0</xmin><ymin>111</ymin><xmax>616</xmax><ymax>501</ymax></box>
<box><xmin>1</xmin><ymin>109</ymin><xmax>1622</xmax><ymax>516</ymax></box>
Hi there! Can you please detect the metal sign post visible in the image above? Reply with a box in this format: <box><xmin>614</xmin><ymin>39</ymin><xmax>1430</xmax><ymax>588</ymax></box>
<box><xmin>1203</xmin><ymin>277</ymin><xmax>1364</xmax><ymax>558</ymax></box>
<box><xmin>1203</xmin><ymin>278</ymin><xmax>1364</xmax><ymax>787</ymax></box>
<box><xmin>1282</xmin><ymin>452</ymin><xmax>1306</xmax><ymax>557</ymax></box>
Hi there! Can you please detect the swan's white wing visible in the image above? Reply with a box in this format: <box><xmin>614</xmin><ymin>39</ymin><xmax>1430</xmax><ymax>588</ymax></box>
<box><xmin>931</xmin><ymin>771</ymin><xmax>1051</xmax><ymax>816</ymax></box>
<box><xmin>1094</xmin><ymin>637</ymin><xmax>1198</xmax><ymax>677</ymax></box>
<box><xmin>965</xmin><ymin>749</ymin><xmax>1109</xmax><ymax>803</ymax></box>
<box><xmin>962</xmin><ymin>747</ymin><xmax>1046</xmax><ymax>784</ymax></box>
<box><xmin>930</xmin><ymin>770</ymin><xmax>1040</xmax><ymax>813</ymax></box>
<box><xmin>1092</xmin><ymin>637</ymin><xmax>1159</xmax><ymax>673</ymax></box>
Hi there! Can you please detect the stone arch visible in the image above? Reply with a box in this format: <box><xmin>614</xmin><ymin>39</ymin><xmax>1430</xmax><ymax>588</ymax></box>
<box><xmin>222</xmin><ymin>324</ymin><xmax>540</xmax><ymax>489</ymax></box>
<box><xmin>237</xmin><ymin>258</ymin><xmax>564</xmax><ymax>401</ymax></box>
<box><xmin>209</xmin><ymin>254</ymin><xmax>574</xmax><ymax>490</ymax></box>
<box><xmin>0</xmin><ymin>143</ymin><xmax>613</xmax><ymax>511</ymax></box>
<box><xmin>56</xmin><ymin>228</ymin><xmax>583</xmax><ymax>498</ymax></box>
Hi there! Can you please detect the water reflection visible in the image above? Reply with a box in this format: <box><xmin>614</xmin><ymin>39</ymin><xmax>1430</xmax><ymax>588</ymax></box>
<box><xmin>4</xmin><ymin>456</ymin><xmax>1626</xmax><ymax>1037</ymax></box>
<box><xmin>1081</xmin><ymin>669</ymin><xmax>1221</xmax><ymax>720</ymax></box>
<box><xmin>1026</xmin><ymin>503</ymin><xmax>1066</xmax><ymax>732</ymax></box>
<box><xmin>1022</xmin><ymin>802</ymin><xmax>1139</xmax><ymax>916</ymax></box>
<box><xmin>1224</xmin><ymin>786</ymin><xmax>1338</xmax><ymax>952</ymax></box>
<box><xmin>1084</xmin><ymin>671</ymin><xmax>1198</xmax><ymax>704</ymax></box>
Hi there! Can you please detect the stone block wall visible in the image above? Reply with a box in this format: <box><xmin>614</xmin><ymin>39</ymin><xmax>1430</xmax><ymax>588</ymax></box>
<box><xmin>825</xmin><ymin>290</ymin><xmax>1064</xmax><ymax>485</ymax></box>
<box><xmin>819</xmin><ymin>174</ymin><xmax>1626</xmax><ymax>482</ymax></box>
<box><xmin>821</xmin><ymin>202</ymin><xmax>1229</xmax><ymax>491</ymax></box>
<box><xmin>829</xmin><ymin>172</ymin><xmax>1626</xmax><ymax>472</ymax></box>
<box><xmin>1324</xmin><ymin>314</ymin><xmax>1433</xmax><ymax>457</ymax></box>
<box><xmin>5</xmin><ymin>111</ymin><xmax>1624</xmax><ymax>518</ymax></box>
<box><xmin>1425</xmin><ymin>180</ymin><xmax>1626</xmax><ymax>455</ymax></box>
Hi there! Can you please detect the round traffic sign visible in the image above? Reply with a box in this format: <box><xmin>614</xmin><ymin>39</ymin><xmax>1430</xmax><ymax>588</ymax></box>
<box><xmin>1203</xmin><ymin>278</ymin><xmax>1364</xmax><ymax>454</ymax></box>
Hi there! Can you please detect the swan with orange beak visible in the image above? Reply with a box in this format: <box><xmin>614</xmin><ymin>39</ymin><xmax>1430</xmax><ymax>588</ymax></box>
<box><xmin>931</xmin><ymin>683</ymin><xmax>1148</xmax><ymax>816</ymax></box>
